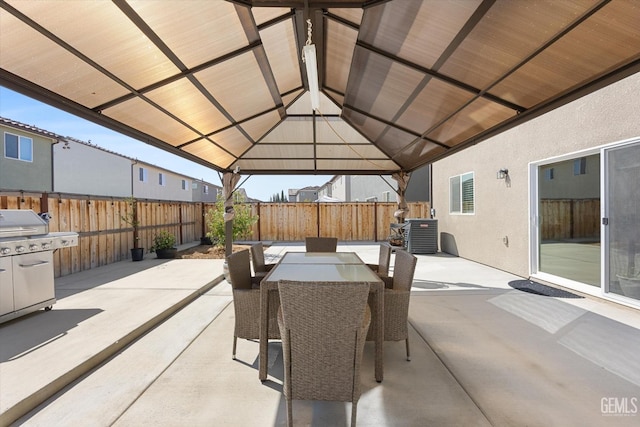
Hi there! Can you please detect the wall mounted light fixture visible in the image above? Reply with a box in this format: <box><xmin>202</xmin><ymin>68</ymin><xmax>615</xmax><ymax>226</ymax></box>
<box><xmin>496</xmin><ymin>168</ymin><xmax>509</xmax><ymax>179</ymax></box>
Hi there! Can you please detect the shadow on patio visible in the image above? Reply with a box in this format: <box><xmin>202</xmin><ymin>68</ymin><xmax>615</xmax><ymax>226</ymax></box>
<box><xmin>3</xmin><ymin>243</ymin><xmax>640</xmax><ymax>426</ymax></box>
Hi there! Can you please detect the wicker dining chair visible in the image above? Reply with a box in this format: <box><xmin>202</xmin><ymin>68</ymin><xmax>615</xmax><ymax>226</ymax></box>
<box><xmin>367</xmin><ymin>249</ymin><xmax>417</xmax><ymax>361</ymax></box>
<box><xmin>366</xmin><ymin>243</ymin><xmax>392</xmax><ymax>278</ymax></box>
<box><xmin>250</xmin><ymin>242</ymin><xmax>275</xmax><ymax>278</ymax></box>
<box><xmin>304</xmin><ymin>236</ymin><xmax>338</xmax><ymax>252</ymax></box>
<box><xmin>277</xmin><ymin>280</ymin><xmax>371</xmax><ymax>427</ymax></box>
<box><xmin>227</xmin><ymin>249</ymin><xmax>279</xmax><ymax>360</ymax></box>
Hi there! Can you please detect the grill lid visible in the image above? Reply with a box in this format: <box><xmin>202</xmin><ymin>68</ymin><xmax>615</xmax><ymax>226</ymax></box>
<box><xmin>0</xmin><ymin>209</ymin><xmax>49</xmax><ymax>238</ymax></box>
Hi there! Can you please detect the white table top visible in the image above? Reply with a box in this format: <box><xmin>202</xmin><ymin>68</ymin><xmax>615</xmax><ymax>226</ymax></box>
<box><xmin>264</xmin><ymin>263</ymin><xmax>380</xmax><ymax>283</ymax></box>
<box><xmin>279</xmin><ymin>251</ymin><xmax>363</xmax><ymax>265</ymax></box>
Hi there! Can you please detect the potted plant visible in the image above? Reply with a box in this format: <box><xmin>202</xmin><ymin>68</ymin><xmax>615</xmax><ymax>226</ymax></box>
<box><xmin>150</xmin><ymin>230</ymin><xmax>178</xmax><ymax>259</ymax></box>
<box><xmin>121</xmin><ymin>196</ymin><xmax>144</xmax><ymax>261</ymax></box>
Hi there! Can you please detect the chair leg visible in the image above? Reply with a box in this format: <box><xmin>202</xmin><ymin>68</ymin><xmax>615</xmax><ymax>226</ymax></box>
<box><xmin>232</xmin><ymin>335</ymin><xmax>237</xmax><ymax>360</ymax></box>
<box><xmin>405</xmin><ymin>338</ymin><xmax>411</xmax><ymax>361</ymax></box>
<box><xmin>286</xmin><ymin>397</ymin><xmax>293</xmax><ymax>427</ymax></box>
<box><xmin>351</xmin><ymin>401</ymin><xmax>358</xmax><ymax>427</ymax></box>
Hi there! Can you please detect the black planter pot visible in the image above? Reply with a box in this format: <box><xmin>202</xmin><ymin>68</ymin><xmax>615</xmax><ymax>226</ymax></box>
<box><xmin>131</xmin><ymin>248</ymin><xmax>144</xmax><ymax>261</ymax></box>
<box><xmin>156</xmin><ymin>247</ymin><xmax>178</xmax><ymax>259</ymax></box>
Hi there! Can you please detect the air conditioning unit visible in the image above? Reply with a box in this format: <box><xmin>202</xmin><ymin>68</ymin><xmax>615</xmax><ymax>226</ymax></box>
<box><xmin>405</xmin><ymin>218</ymin><xmax>438</xmax><ymax>254</ymax></box>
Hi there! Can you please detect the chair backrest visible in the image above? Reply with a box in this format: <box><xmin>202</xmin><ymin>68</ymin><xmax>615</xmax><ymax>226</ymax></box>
<box><xmin>391</xmin><ymin>249</ymin><xmax>417</xmax><ymax>291</ymax></box>
<box><xmin>250</xmin><ymin>242</ymin><xmax>267</xmax><ymax>273</ymax></box>
<box><xmin>305</xmin><ymin>237</ymin><xmax>338</xmax><ymax>252</ymax></box>
<box><xmin>227</xmin><ymin>249</ymin><xmax>253</xmax><ymax>290</ymax></box>
<box><xmin>278</xmin><ymin>280</ymin><xmax>370</xmax><ymax>402</ymax></box>
<box><xmin>377</xmin><ymin>244</ymin><xmax>392</xmax><ymax>276</ymax></box>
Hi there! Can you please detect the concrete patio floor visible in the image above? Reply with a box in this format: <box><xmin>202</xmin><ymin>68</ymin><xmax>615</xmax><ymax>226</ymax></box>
<box><xmin>2</xmin><ymin>243</ymin><xmax>640</xmax><ymax>426</ymax></box>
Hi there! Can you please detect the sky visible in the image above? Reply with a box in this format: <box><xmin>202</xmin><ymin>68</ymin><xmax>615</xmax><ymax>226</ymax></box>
<box><xmin>0</xmin><ymin>87</ymin><xmax>332</xmax><ymax>201</ymax></box>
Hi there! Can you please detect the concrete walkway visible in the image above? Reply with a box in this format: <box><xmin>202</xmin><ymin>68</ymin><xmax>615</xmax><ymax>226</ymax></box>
<box><xmin>3</xmin><ymin>243</ymin><xmax>640</xmax><ymax>426</ymax></box>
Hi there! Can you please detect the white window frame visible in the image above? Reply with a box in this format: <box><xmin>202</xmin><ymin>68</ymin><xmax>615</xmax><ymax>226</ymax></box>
<box><xmin>449</xmin><ymin>171</ymin><xmax>475</xmax><ymax>215</ymax></box>
<box><xmin>159</xmin><ymin>173</ymin><xmax>166</xmax><ymax>186</ymax></box>
<box><xmin>139</xmin><ymin>167</ymin><xmax>147</xmax><ymax>182</ymax></box>
<box><xmin>4</xmin><ymin>132</ymin><xmax>33</xmax><ymax>162</ymax></box>
<box><xmin>203</xmin><ymin>185</ymin><xmax>209</xmax><ymax>194</ymax></box>
<box><xmin>529</xmin><ymin>136</ymin><xmax>640</xmax><ymax>308</ymax></box>
<box><xmin>182</xmin><ymin>179</ymin><xmax>188</xmax><ymax>190</ymax></box>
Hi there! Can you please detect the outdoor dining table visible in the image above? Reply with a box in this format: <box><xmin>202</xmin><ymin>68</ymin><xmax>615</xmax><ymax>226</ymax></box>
<box><xmin>259</xmin><ymin>251</ymin><xmax>385</xmax><ymax>382</ymax></box>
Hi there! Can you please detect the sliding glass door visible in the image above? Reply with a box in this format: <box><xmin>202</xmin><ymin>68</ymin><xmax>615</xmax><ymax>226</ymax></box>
<box><xmin>605</xmin><ymin>143</ymin><xmax>640</xmax><ymax>300</ymax></box>
<box><xmin>536</xmin><ymin>154</ymin><xmax>601</xmax><ymax>287</ymax></box>
<box><xmin>532</xmin><ymin>139</ymin><xmax>640</xmax><ymax>303</ymax></box>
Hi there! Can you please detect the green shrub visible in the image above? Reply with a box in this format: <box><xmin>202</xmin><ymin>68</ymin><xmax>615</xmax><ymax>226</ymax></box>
<box><xmin>205</xmin><ymin>194</ymin><xmax>257</xmax><ymax>247</ymax></box>
<box><xmin>150</xmin><ymin>230</ymin><xmax>177</xmax><ymax>252</ymax></box>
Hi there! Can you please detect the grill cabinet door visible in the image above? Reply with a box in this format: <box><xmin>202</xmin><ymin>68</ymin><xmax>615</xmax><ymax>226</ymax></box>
<box><xmin>0</xmin><ymin>257</ymin><xmax>14</xmax><ymax>316</ymax></box>
<box><xmin>12</xmin><ymin>251</ymin><xmax>55</xmax><ymax>311</ymax></box>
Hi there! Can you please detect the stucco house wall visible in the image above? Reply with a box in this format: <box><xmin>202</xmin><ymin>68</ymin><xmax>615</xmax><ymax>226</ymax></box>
<box><xmin>191</xmin><ymin>179</ymin><xmax>220</xmax><ymax>203</ymax></box>
<box><xmin>132</xmin><ymin>162</ymin><xmax>192</xmax><ymax>202</ymax></box>
<box><xmin>53</xmin><ymin>138</ymin><xmax>131</xmax><ymax>197</ymax></box>
<box><xmin>0</xmin><ymin>121</ymin><xmax>56</xmax><ymax>192</ymax></box>
<box><xmin>349</xmin><ymin>175</ymin><xmax>396</xmax><ymax>202</ymax></box>
<box><xmin>431</xmin><ymin>72</ymin><xmax>640</xmax><ymax>278</ymax></box>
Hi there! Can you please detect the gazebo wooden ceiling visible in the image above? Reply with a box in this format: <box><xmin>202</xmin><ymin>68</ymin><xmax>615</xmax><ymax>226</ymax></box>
<box><xmin>1</xmin><ymin>0</ymin><xmax>639</xmax><ymax>175</ymax></box>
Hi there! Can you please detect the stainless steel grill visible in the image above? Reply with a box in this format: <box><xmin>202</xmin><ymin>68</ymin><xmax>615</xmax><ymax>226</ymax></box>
<box><xmin>0</xmin><ymin>209</ymin><xmax>78</xmax><ymax>324</ymax></box>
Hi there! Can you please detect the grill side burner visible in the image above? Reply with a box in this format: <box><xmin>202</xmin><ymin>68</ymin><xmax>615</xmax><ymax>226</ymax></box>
<box><xmin>0</xmin><ymin>210</ymin><xmax>78</xmax><ymax>324</ymax></box>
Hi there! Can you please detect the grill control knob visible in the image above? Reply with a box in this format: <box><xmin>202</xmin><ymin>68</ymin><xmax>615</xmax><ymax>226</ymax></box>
<box><xmin>60</xmin><ymin>240</ymin><xmax>70</xmax><ymax>247</ymax></box>
<box><xmin>42</xmin><ymin>242</ymin><xmax>52</xmax><ymax>250</ymax></box>
<box><xmin>29</xmin><ymin>244</ymin><xmax>39</xmax><ymax>251</ymax></box>
<box><xmin>0</xmin><ymin>247</ymin><xmax>10</xmax><ymax>255</ymax></box>
<box><xmin>15</xmin><ymin>246</ymin><xmax>26</xmax><ymax>253</ymax></box>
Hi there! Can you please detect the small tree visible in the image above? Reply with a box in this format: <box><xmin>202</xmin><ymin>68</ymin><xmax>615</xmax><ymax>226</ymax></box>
<box><xmin>205</xmin><ymin>193</ymin><xmax>258</xmax><ymax>247</ymax></box>
<box><xmin>121</xmin><ymin>196</ymin><xmax>141</xmax><ymax>249</ymax></box>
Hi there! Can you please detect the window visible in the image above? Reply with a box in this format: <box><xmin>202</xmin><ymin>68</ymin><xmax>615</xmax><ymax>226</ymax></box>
<box><xmin>139</xmin><ymin>167</ymin><xmax>147</xmax><ymax>182</ymax></box>
<box><xmin>574</xmin><ymin>157</ymin><xmax>587</xmax><ymax>175</ymax></box>
<box><xmin>192</xmin><ymin>182</ymin><xmax>198</xmax><ymax>190</ymax></box>
<box><xmin>382</xmin><ymin>191</ymin><xmax>390</xmax><ymax>202</ymax></box>
<box><xmin>182</xmin><ymin>179</ymin><xmax>188</xmax><ymax>190</ymax></box>
<box><xmin>449</xmin><ymin>172</ymin><xmax>474</xmax><ymax>214</ymax></box>
<box><xmin>203</xmin><ymin>185</ymin><xmax>209</xmax><ymax>194</ymax></box>
<box><xmin>4</xmin><ymin>133</ymin><xmax>33</xmax><ymax>161</ymax></box>
<box><xmin>159</xmin><ymin>173</ymin><xmax>165</xmax><ymax>186</ymax></box>
<box><xmin>545</xmin><ymin>168</ymin><xmax>554</xmax><ymax>180</ymax></box>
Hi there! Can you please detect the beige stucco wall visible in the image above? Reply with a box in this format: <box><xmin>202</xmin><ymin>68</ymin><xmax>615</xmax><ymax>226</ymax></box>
<box><xmin>0</xmin><ymin>125</ymin><xmax>55</xmax><ymax>192</ymax></box>
<box><xmin>53</xmin><ymin>139</ymin><xmax>132</xmax><ymax>197</ymax></box>
<box><xmin>432</xmin><ymin>72</ymin><xmax>640</xmax><ymax>278</ymax></box>
<box><xmin>132</xmin><ymin>163</ymin><xmax>192</xmax><ymax>202</ymax></box>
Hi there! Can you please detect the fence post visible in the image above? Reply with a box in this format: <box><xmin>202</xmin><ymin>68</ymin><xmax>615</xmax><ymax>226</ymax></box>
<box><xmin>374</xmin><ymin>201</ymin><xmax>378</xmax><ymax>242</ymax></box>
<box><xmin>257</xmin><ymin>202</ymin><xmax>261</xmax><ymax>241</ymax></box>
<box><xmin>316</xmin><ymin>202</ymin><xmax>320</xmax><ymax>237</ymax></box>
<box><xmin>179</xmin><ymin>204</ymin><xmax>184</xmax><ymax>245</ymax></box>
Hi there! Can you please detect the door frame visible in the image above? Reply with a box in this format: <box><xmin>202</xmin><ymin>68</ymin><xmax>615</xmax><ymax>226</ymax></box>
<box><xmin>529</xmin><ymin>136</ymin><xmax>640</xmax><ymax>307</ymax></box>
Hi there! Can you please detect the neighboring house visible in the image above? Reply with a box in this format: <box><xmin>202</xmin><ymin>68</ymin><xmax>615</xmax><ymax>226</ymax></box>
<box><xmin>349</xmin><ymin>175</ymin><xmax>396</xmax><ymax>202</ymax></box>
<box><xmin>0</xmin><ymin>117</ymin><xmax>59</xmax><ymax>192</ymax></box>
<box><xmin>431</xmin><ymin>71</ymin><xmax>640</xmax><ymax>306</ymax></box>
<box><xmin>320</xmin><ymin>168</ymin><xmax>429</xmax><ymax>203</ymax></box>
<box><xmin>54</xmin><ymin>137</ymin><xmax>131</xmax><ymax>197</ymax></box>
<box><xmin>191</xmin><ymin>179</ymin><xmax>221</xmax><ymax>203</ymax></box>
<box><xmin>133</xmin><ymin>162</ymin><xmax>192</xmax><ymax>202</ymax></box>
<box><xmin>289</xmin><ymin>186</ymin><xmax>319</xmax><ymax>202</ymax></box>
<box><xmin>316</xmin><ymin>180</ymin><xmax>334</xmax><ymax>200</ymax></box>
<box><xmin>1</xmin><ymin>116</ymin><xmax>212</xmax><ymax>203</ymax></box>
<box><xmin>323</xmin><ymin>171</ymin><xmax>430</xmax><ymax>203</ymax></box>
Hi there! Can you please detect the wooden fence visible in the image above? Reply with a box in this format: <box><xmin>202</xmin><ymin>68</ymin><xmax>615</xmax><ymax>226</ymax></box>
<box><xmin>539</xmin><ymin>198</ymin><xmax>600</xmax><ymax>241</ymax></box>
<box><xmin>1</xmin><ymin>191</ymin><xmax>429</xmax><ymax>277</ymax></box>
